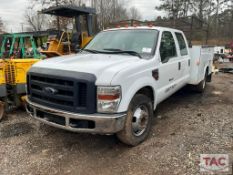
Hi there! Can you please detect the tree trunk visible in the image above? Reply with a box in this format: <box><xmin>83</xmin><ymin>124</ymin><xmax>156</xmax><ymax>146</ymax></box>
<box><xmin>55</xmin><ymin>0</ymin><xmax>60</xmax><ymax>30</ymax></box>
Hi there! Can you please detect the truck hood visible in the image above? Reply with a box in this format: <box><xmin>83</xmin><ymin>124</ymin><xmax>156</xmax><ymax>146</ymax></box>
<box><xmin>32</xmin><ymin>53</ymin><xmax>140</xmax><ymax>85</ymax></box>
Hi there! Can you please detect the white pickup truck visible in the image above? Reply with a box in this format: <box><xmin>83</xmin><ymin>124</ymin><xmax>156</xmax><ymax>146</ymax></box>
<box><xmin>26</xmin><ymin>27</ymin><xmax>214</xmax><ymax>146</ymax></box>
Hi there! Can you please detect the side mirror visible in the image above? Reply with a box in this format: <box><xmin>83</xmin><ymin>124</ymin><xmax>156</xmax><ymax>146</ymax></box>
<box><xmin>162</xmin><ymin>57</ymin><xmax>169</xmax><ymax>64</ymax></box>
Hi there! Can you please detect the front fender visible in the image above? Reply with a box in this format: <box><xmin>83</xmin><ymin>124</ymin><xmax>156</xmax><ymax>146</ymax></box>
<box><xmin>117</xmin><ymin>76</ymin><xmax>157</xmax><ymax>112</ymax></box>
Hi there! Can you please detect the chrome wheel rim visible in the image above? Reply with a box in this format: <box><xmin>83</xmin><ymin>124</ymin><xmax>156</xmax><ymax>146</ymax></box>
<box><xmin>132</xmin><ymin>105</ymin><xmax>149</xmax><ymax>136</ymax></box>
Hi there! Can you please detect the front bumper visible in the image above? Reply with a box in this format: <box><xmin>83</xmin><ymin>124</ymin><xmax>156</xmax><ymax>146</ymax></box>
<box><xmin>26</xmin><ymin>98</ymin><xmax>126</xmax><ymax>134</ymax></box>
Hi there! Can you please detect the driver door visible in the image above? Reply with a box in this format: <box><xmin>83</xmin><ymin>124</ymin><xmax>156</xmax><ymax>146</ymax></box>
<box><xmin>156</xmin><ymin>31</ymin><xmax>182</xmax><ymax>103</ymax></box>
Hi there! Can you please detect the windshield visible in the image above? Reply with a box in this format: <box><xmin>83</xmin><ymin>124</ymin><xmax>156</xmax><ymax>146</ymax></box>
<box><xmin>84</xmin><ymin>29</ymin><xmax>159</xmax><ymax>58</ymax></box>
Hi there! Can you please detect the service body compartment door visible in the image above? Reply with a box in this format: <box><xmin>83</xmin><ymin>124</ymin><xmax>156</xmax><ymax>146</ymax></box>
<box><xmin>189</xmin><ymin>46</ymin><xmax>214</xmax><ymax>85</ymax></box>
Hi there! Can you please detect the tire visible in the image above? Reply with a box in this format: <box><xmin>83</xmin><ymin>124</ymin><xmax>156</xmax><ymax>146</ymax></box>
<box><xmin>0</xmin><ymin>101</ymin><xmax>5</xmax><ymax>121</ymax></box>
<box><xmin>116</xmin><ymin>94</ymin><xmax>153</xmax><ymax>146</ymax></box>
<box><xmin>194</xmin><ymin>71</ymin><xmax>207</xmax><ymax>93</ymax></box>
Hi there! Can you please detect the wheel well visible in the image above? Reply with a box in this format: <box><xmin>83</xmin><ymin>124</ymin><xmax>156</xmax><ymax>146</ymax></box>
<box><xmin>136</xmin><ymin>86</ymin><xmax>154</xmax><ymax>104</ymax></box>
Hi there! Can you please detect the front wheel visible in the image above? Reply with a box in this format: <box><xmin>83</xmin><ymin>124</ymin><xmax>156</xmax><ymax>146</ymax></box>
<box><xmin>116</xmin><ymin>94</ymin><xmax>153</xmax><ymax>146</ymax></box>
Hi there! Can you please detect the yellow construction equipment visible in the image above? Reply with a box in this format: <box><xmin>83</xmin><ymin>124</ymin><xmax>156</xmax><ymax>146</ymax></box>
<box><xmin>0</xmin><ymin>34</ymin><xmax>41</xmax><ymax>120</ymax></box>
<box><xmin>40</xmin><ymin>5</ymin><xmax>96</xmax><ymax>58</ymax></box>
<box><xmin>41</xmin><ymin>31</ymin><xmax>71</xmax><ymax>57</ymax></box>
<box><xmin>0</xmin><ymin>59</ymin><xmax>6</xmax><ymax>120</ymax></box>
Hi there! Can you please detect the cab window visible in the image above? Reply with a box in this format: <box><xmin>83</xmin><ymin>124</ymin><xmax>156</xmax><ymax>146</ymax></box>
<box><xmin>159</xmin><ymin>31</ymin><xmax>177</xmax><ymax>63</ymax></box>
<box><xmin>175</xmin><ymin>32</ymin><xmax>188</xmax><ymax>56</ymax></box>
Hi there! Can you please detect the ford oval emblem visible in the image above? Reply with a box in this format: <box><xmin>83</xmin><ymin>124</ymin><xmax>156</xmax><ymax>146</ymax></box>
<box><xmin>43</xmin><ymin>87</ymin><xmax>58</xmax><ymax>95</ymax></box>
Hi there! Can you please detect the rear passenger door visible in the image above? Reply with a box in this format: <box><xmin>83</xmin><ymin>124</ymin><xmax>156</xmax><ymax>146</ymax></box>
<box><xmin>156</xmin><ymin>31</ymin><xmax>182</xmax><ymax>103</ymax></box>
<box><xmin>175</xmin><ymin>32</ymin><xmax>190</xmax><ymax>84</ymax></box>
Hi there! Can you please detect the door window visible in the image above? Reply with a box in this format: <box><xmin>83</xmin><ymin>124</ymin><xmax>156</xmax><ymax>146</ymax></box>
<box><xmin>175</xmin><ymin>32</ymin><xmax>188</xmax><ymax>56</ymax></box>
<box><xmin>160</xmin><ymin>31</ymin><xmax>177</xmax><ymax>63</ymax></box>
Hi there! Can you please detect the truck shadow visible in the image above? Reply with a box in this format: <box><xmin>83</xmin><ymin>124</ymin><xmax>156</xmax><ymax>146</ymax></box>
<box><xmin>155</xmin><ymin>85</ymin><xmax>207</xmax><ymax>117</ymax></box>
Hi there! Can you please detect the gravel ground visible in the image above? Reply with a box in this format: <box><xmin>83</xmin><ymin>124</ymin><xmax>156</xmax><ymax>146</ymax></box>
<box><xmin>0</xmin><ymin>64</ymin><xmax>233</xmax><ymax>175</ymax></box>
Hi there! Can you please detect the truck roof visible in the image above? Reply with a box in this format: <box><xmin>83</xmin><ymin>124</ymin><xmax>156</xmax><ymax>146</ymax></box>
<box><xmin>104</xmin><ymin>26</ymin><xmax>183</xmax><ymax>33</ymax></box>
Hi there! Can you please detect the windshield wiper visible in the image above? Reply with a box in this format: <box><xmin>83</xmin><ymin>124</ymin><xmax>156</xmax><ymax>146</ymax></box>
<box><xmin>82</xmin><ymin>49</ymin><xmax>100</xmax><ymax>54</ymax></box>
<box><xmin>103</xmin><ymin>48</ymin><xmax>142</xmax><ymax>58</ymax></box>
<box><xmin>82</xmin><ymin>48</ymin><xmax>142</xmax><ymax>58</ymax></box>
<box><xmin>104</xmin><ymin>48</ymin><xmax>122</xmax><ymax>52</ymax></box>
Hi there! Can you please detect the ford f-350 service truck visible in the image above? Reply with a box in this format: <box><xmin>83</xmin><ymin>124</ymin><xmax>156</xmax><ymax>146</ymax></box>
<box><xmin>26</xmin><ymin>27</ymin><xmax>214</xmax><ymax>146</ymax></box>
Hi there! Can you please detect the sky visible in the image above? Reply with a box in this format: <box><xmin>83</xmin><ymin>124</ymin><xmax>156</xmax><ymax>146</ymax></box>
<box><xmin>0</xmin><ymin>0</ymin><xmax>164</xmax><ymax>33</ymax></box>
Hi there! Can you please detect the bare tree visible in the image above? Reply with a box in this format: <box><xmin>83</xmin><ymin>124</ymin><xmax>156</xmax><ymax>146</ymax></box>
<box><xmin>49</xmin><ymin>0</ymin><xmax>84</xmax><ymax>30</ymax></box>
<box><xmin>25</xmin><ymin>0</ymin><xmax>49</xmax><ymax>31</ymax></box>
<box><xmin>155</xmin><ymin>0</ymin><xmax>192</xmax><ymax>27</ymax></box>
<box><xmin>156</xmin><ymin>0</ymin><xmax>185</xmax><ymax>19</ymax></box>
<box><xmin>94</xmin><ymin>0</ymin><xmax>129</xmax><ymax>30</ymax></box>
<box><xmin>181</xmin><ymin>0</ymin><xmax>193</xmax><ymax>17</ymax></box>
<box><xmin>128</xmin><ymin>7</ymin><xmax>142</xmax><ymax>20</ymax></box>
<box><xmin>156</xmin><ymin>0</ymin><xmax>233</xmax><ymax>44</ymax></box>
<box><xmin>25</xmin><ymin>0</ymin><xmax>84</xmax><ymax>31</ymax></box>
<box><xmin>25</xmin><ymin>0</ymin><xmax>139</xmax><ymax>31</ymax></box>
<box><xmin>0</xmin><ymin>17</ymin><xmax>4</xmax><ymax>33</ymax></box>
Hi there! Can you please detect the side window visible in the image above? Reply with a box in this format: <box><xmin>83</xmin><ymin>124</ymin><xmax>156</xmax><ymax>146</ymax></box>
<box><xmin>159</xmin><ymin>31</ymin><xmax>177</xmax><ymax>63</ymax></box>
<box><xmin>175</xmin><ymin>32</ymin><xmax>188</xmax><ymax>56</ymax></box>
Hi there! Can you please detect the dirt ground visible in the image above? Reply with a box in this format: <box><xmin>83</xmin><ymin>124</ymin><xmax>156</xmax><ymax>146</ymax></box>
<box><xmin>0</xmin><ymin>64</ymin><xmax>233</xmax><ymax>175</ymax></box>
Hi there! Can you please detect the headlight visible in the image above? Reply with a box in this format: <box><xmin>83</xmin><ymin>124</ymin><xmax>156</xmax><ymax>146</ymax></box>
<box><xmin>97</xmin><ymin>86</ymin><xmax>121</xmax><ymax>113</ymax></box>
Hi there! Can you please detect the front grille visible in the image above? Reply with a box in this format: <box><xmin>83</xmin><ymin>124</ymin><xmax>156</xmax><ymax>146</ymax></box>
<box><xmin>28</xmin><ymin>71</ymin><xmax>97</xmax><ymax>114</ymax></box>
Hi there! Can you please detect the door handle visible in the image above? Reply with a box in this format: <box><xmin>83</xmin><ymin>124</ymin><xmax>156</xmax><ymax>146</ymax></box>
<box><xmin>178</xmin><ymin>62</ymin><xmax>181</xmax><ymax>70</ymax></box>
<box><xmin>169</xmin><ymin>78</ymin><xmax>174</xmax><ymax>82</ymax></box>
